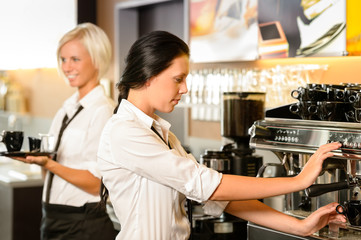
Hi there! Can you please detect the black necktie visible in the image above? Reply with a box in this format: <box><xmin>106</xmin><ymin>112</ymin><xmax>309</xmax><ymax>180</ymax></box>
<box><xmin>45</xmin><ymin>105</ymin><xmax>84</xmax><ymax>203</ymax></box>
<box><xmin>150</xmin><ymin>125</ymin><xmax>193</xmax><ymax>239</ymax></box>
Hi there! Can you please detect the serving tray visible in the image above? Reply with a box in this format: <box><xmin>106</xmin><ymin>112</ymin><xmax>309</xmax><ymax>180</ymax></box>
<box><xmin>0</xmin><ymin>151</ymin><xmax>56</xmax><ymax>158</ymax></box>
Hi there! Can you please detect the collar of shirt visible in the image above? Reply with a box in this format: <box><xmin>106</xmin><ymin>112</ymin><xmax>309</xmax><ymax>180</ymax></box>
<box><xmin>63</xmin><ymin>85</ymin><xmax>105</xmax><ymax>116</ymax></box>
<box><xmin>119</xmin><ymin>99</ymin><xmax>171</xmax><ymax>142</ymax></box>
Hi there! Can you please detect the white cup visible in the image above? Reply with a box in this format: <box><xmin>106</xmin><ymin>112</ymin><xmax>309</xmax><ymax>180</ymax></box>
<box><xmin>39</xmin><ymin>134</ymin><xmax>55</xmax><ymax>152</ymax></box>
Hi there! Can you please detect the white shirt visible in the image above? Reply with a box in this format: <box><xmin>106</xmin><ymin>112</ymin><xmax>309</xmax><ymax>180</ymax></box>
<box><xmin>97</xmin><ymin>100</ymin><xmax>227</xmax><ymax>240</ymax></box>
<box><xmin>43</xmin><ymin>85</ymin><xmax>116</xmax><ymax>206</ymax></box>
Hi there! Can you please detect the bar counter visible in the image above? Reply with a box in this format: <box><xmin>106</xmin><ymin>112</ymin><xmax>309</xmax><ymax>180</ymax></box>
<box><xmin>0</xmin><ymin>156</ymin><xmax>43</xmax><ymax>240</ymax></box>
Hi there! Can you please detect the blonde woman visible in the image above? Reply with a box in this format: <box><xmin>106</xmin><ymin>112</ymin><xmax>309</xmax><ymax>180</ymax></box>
<box><xmin>16</xmin><ymin>23</ymin><xmax>117</xmax><ymax>240</ymax></box>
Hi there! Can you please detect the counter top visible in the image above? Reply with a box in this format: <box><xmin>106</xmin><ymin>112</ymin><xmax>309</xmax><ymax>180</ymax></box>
<box><xmin>0</xmin><ymin>156</ymin><xmax>43</xmax><ymax>188</ymax></box>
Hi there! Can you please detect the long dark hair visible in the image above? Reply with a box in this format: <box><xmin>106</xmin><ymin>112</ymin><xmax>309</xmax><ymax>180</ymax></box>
<box><xmin>99</xmin><ymin>31</ymin><xmax>190</xmax><ymax>206</ymax></box>
<box><xmin>114</xmin><ymin>30</ymin><xmax>190</xmax><ymax>113</ymax></box>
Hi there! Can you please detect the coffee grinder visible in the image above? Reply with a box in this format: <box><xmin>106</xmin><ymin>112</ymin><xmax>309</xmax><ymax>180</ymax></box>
<box><xmin>193</xmin><ymin>92</ymin><xmax>265</xmax><ymax>240</ymax></box>
<box><xmin>220</xmin><ymin>92</ymin><xmax>264</xmax><ymax>177</ymax></box>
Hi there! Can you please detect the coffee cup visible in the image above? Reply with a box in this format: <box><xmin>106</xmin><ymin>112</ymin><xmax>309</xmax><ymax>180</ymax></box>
<box><xmin>306</xmin><ymin>83</ymin><xmax>324</xmax><ymax>90</ymax></box>
<box><xmin>316</xmin><ymin>101</ymin><xmax>351</xmax><ymax>122</ymax></box>
<box><xmin>289</xmin><ymin>101</ymin><xmax>318</xmax><ymax>120</ymax></box>
<box><xmin>28</xmin><ymin>137</ymin><xmax>41</xmax><ymax>152</ymax></box>
<box><xmin>291</xmin><ymin>87</ymin><xmax>328</xmax><ymax>102</ymax></box>
<box><xmin>345</xmin><ymin>87</ymin><xmax>361</xmax><ymax>104</ymax></box>
<box><xmin>345</xmin><ymin>110</ymin><xmax>356</xmax><ymax>122</ymax></box>
<box><xmin>39</xmin><ymin>134</ymin><xmax>55</xmax><ymax>153</ymax></box>
<box><xmin>0</xmin><ymin>130</ymin><xmax>24</xmax><ymax>152</ymax></box>
<box><xmin>291</xmin><ymin>87</ymin><xmax>310</xmax><ymax>100</ymax></box>
<box><xmin>326</xmin><ymin>87</ymin><xmax>345</xmax><ymax>101</ymax></box>
<box><xmin>336</xmin><ymin>200</ymin><xmax>361</xmax><ymax>226</ymax></box>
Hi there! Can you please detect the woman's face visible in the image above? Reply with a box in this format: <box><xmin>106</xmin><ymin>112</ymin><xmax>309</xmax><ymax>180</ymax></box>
<box><xmin>59</xmin><ymin>39</ymin><xmax>98</xmax><ymax>96</ymax></box>
<box><xmin>147</xmin><ymin>54</ymin><xmax>189</xmax><ymax>114</ymax></box>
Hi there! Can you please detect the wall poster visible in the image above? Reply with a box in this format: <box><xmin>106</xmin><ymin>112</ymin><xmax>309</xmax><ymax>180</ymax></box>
<box><xmin>190</xmin><ymin>0</ymin><xmax>346</xmax><ymax>62</ymax></box>
<box><xmin>257</xmin><ymin>0</ymin><xmax>346</xmax><ymax>59</ymax></box>
<box><xmin>189</xmin><ymin>0</ymin><xmax>258</xmax><ymax>62</ymax></box>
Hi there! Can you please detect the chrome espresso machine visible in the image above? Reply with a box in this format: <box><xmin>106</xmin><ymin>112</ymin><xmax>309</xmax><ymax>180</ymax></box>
<box><xmin>248</xmin><ymin>83</ymin><xmax>361</xmax><ymax>239</ymax></box>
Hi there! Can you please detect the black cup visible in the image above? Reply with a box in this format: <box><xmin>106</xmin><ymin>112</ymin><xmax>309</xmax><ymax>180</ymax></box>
<box><xmin>291</xmin><ymin>87</ymin><xmax>310</xmax><ymax>100</ymax></box>
<box><xmin>354</xmin><ymin>108</ymin><xmax>361</xmax><ymax>123</ymax></box>
<box><xmin>345</xmin><ymin>87</ymin><xmax>361</xmax><ymax>105</ymax></box>
<box><xmin>316</xmin><ymin>101</ymin><xmax>350</xmax><ymax>121</ymax></box>
<box><xmin>326</xmin><ymin>87</ymin><xmax>345</xmax><ymax>101</ymax></box>
<box><xmin>345</xmin><ymin>110</ymin><xmax>356</xmax><ymax>122</ymax></box>
<box><xmin>291</xmin><ymin>87</ymin><xmax>328</xmax><ymax>101</ymax></box>
<box><xmin>336</xmin><ymin>200</ymin><xmax>361</xmax><ymax>226</ymax></box>
<box><xmin>28</xmin><ymin>137</ymin><xmax>41</xmax><ymax>152</ymax></box>
<box><xmin>0</xmin><ymin>130</ymin><xmax>24</xmax><ymax>152</ymax></box>
<box><xmin>289</xmin><ymin>101</ymin><xmax>318</xmax><ymax>120</ymax></box>
<box><xmin>306</xmin><ymin>83</ymin><xmax>324</xmax><ymax>90</ymax></box>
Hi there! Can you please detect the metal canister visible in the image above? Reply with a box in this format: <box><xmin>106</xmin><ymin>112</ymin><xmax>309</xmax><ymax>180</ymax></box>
<box><xmin>200</xmin><ymin>150</ymin><xmax>231</xmax><ymax>174</ymax></box>
<box><xmin>221</xmin><ymin>92</ymin><xmax>265</xmax><ymax>141</ymax></box>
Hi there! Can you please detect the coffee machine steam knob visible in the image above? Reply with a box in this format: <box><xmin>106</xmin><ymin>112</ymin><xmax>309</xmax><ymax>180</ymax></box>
<box><xmin>248</xmin><ymin>124</ymin><xmax>271</xmax><ymax>139</ymax></box>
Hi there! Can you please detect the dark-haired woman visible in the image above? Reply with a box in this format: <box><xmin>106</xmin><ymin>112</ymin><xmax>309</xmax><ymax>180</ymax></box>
<box><xmin>97</xmin><ymin>30</ymin><xmax>345</xmax><ymax>240</ymax></box>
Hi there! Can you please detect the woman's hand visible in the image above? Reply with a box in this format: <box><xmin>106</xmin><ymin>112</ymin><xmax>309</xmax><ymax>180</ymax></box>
<box><xmin>299</xmin><ymin>202</ymin><xmax>346</xmax><ymax>236</ymax></box>
<box><xmin>226</xmin><ymin>200</ymin><xmax>346</xmax><ymax>237</ymax></box>
<box><xmin>12</xmin><ymin>155</ymin><xmax>51</xmax><ymax>167</ymax></box>
<box><xmin>12</xmin><ymin>155</ymin><xmax>100</xmax><ymax>195</ymax></box>
<box><xmin>296</xmin><ymin>142</ymin><xmax>341</xmax><ymax>189</ymax></box>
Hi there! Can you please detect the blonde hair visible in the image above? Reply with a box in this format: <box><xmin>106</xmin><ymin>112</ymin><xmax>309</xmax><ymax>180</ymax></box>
<box><xmin>56</xmin><ymin>22</ymin><xmax>112</xmax><ymax>81</ymax></box>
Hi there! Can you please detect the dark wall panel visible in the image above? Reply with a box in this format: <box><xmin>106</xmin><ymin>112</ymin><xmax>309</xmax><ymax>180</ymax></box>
<box><xmin>78</xmin><ymin>0</ymin><xmax>97</xmax><ymax>24</ymax></box>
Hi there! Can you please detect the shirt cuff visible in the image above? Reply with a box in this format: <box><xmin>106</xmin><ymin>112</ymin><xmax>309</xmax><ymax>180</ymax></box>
<box><xmin>203</xmin><ymin>200</ymin><xmax>229</xmax><ymax>217</ymax></box>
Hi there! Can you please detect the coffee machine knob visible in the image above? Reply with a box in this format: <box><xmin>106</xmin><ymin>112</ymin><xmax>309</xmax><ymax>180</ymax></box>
<box><xmin>248</xmin><ymin>125</ymin><xmax>271</xmax><ymax>139</ymax></box>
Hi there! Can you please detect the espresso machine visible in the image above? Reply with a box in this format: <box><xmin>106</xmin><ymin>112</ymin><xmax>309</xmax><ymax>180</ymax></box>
<box><xmin>193</xmin><ymin>92</ymin><xmax>265</xmax><ymax>240</ymax></box>
<box><xmin>247</xmin><ymin>106</ymin><xmax>361</xmax><ymax>238</ymax></box>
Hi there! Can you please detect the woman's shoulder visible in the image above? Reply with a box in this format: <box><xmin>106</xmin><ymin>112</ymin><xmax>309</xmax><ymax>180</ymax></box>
<box><xmin>110</xmin><ymin>108</ymin><xmax>139</xmax><ymax>125</ymax></box>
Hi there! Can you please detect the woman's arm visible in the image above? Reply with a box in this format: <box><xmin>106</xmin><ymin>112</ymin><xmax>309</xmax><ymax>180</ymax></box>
<box><xmin>210</xmin><ymin>142</ymin><xmax>341</xmax><ymax>201</ymax></box>
<box><xmin>18</xmin><ymin>156</ymin><xmax>100</xmax><ymax>195</ymax></box>
<box><xmin>225</xmin><ymin>200</ymin><xmax>345</xmax><ymax>236</ymax></box>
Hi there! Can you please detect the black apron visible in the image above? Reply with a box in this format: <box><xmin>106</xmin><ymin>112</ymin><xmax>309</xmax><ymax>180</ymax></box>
<box><xmin>41</xmin><ymin>106</ymin><xmax>117</xmax><ymax>240</ymax></box>
<box><xmin>41</xmin><ymin>202</ymin><xmax>117</xmax><ymax>240</ymax></box>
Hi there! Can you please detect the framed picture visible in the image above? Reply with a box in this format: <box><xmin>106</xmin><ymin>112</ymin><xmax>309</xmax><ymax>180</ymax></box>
<box><xmin>258</xmin><ymin>0</ymin><xmax>346</xmax><ymax>58</ymax></box>
<box><xmin>189</xmin><ymin>0</ymin><xmax>258</xmax><ymax>62</ymax></box>
<box><xmin>189</xmin><ymin>0</ymin><xmax>346</xmax><ymax>61</ymax></box>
